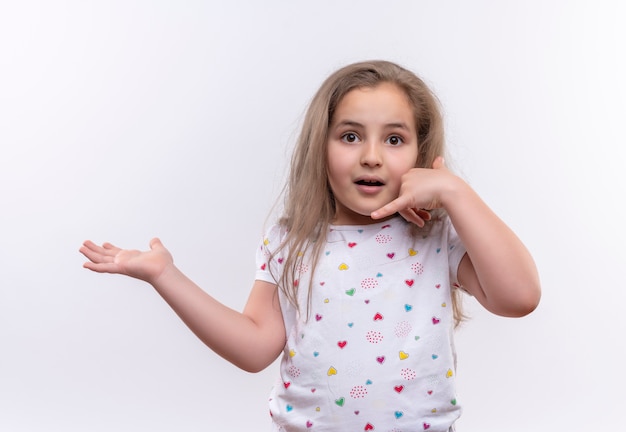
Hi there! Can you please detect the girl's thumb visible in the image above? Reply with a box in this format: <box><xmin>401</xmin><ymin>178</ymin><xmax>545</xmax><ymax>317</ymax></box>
<box><xmin>432</xmin><ymin>156</ymin><xmax>445</xmax><ymax>170</ymax></box>
<box><xmin>149</xmin><ymin>238</ymin><xmax>164</xmax><ymax>250</ymax></box>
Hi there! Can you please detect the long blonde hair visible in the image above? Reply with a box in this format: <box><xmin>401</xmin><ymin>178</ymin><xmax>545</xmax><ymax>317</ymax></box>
<box><xmin>272</xmin><ymin>60</ymin><xmax>465</xmax><ymax>325</ymax></box>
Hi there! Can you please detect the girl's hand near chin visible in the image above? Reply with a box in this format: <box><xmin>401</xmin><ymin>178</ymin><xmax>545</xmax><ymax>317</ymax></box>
<box><xmin>372</xmin><ymin>156</ymin><xmax>541</xmax><ymax>317</ymax></box>
<box><xmin>371</xmin><ymin>156</ymin><xmax>460</xmax><ymax>227</ymax></box>
<box><xmin>79</xmin><ymin>238</ymin><xmax>174</xmax><ymax>285</ymax></box>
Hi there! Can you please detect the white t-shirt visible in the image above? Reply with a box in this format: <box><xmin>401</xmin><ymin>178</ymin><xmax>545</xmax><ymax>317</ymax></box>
<box><xmin>256</xmin><ymin>216</ymin><xmax>467</xmax><ymax>432</ymax></box>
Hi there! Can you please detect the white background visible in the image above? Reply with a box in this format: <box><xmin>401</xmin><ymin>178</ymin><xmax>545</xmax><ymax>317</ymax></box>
<box><xmin>1</xmin><ymin>1</ymin><xmax>624</xmax><ymax>431</ymax></box>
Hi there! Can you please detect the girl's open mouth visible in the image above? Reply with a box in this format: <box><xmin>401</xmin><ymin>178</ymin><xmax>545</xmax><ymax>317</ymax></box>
<box><xmin>355</xmin><ymin>179</ymin><xmax>384</xmax><ymax>186</ymax></box>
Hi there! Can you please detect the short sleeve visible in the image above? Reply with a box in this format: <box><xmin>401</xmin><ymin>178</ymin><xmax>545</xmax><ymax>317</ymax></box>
<box><xmin>255</xmin><ymin>223</ymin><xmax>287</xmax><ymax>285</ymax></box>
<box><xmin>445</xmin><ymin>217</ymin><xmax>467</xmax><ymax>287</ymax></box>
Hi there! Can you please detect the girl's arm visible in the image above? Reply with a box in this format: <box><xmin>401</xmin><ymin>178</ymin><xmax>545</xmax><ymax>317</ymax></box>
<box><xmin>79</xmin><ymin>239</ymin><xmax>286</xmax><ymax>372</ymax></box>
<box><xmin>372</xmin><ymin>158</ymin><xmax>541</xmax><ymax>317</ymax></box>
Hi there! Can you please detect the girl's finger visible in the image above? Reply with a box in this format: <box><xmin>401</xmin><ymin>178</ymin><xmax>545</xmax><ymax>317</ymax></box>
<box><xmin>398</xmin><ymin>208</ymin><xmax>426</xmax><ymax>227</ymax></box>
<box><xmin>432</xmin><ymin>156</ymin><xmax>445</xmax><ymax>170</ymax></box>
<box><xmin>149</xmin><ymin>238</ymin><xmax>164</xmax><ymax>250</ymax></box>
<box><xmin>82</xmin><ymin>261</ymin><xmax>119</xmax><ymax>274</ymax></box>
<box><xmin>102</xmin><ymin>242</ymin><xmax>121</xmax><ymax>253</ymax></box>
<box><xmin>80</xmin><ymin>241</ymin><xmax>117</xmax><ymax>263</ymax></box>
<box><xmin>415</xmin><ymin>209</ymin><xmax>432</xmax><ymax>221</ymax></box>
<box><xmin>371</xmin><ymin>196</ymin><xmax>407</xmax><ymax>220</ymax></box>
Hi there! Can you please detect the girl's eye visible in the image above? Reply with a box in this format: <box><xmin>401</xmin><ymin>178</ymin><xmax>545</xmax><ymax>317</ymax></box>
<box><xmin>341</xmin><ymin>133</ymin><xmax>360</xmax><ymax>143</ymax></box>
<box><xmin>387</xmin><ymin>135</ymin><xmax>404</xmax><ymax>146</ymax></box>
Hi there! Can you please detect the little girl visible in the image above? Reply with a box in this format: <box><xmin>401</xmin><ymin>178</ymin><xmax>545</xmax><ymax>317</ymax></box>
<box><xmin>80</xmin><ymin>60</ymin><xmax>540</xmax><ymax>431</ymax></box>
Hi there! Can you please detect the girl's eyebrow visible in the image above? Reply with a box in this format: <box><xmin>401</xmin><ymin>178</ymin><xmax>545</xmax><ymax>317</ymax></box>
<box><xmin>331</xmin><ymin>120</ymin><xmax>363</xmax><ymax>129</ymax></box>
<box><xmin>332</xmin><ymin>119</ymin><xmax>412</xmax><ymax>131</ymax></box>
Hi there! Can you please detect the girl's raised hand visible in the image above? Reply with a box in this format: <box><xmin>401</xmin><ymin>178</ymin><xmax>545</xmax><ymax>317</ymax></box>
<box><xmin>80</xmin><ymin>238</ymin><xmax>173</xmax><ymax>284</ymax></box>
<box><xmin>371</xmin><ymin>156</ymin><xmax>454</xmax><ymax>227</ymax></box>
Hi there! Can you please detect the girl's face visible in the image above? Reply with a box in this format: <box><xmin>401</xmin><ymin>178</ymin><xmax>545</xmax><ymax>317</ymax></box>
<box><xmin>327</xmin><ymin>82</ymin><xmax>419</xmax><ymax>225</ymax></box>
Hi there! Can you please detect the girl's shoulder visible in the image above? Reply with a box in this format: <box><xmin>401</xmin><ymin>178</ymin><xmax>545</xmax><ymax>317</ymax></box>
<box><xmin>260</xmin><ymin>222</ymin><xmax>289</xmax><ymax>251</ymax></box>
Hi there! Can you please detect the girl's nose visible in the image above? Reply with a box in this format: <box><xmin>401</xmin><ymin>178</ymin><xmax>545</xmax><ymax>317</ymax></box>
<box><xmin>360</xmin><ymin>141</ymin><xmax>382</xmax><ymax>167</ymax></box>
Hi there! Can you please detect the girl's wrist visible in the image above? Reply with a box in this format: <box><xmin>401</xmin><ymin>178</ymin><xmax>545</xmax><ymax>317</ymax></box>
<box><xmin>439</xmin><ymin>174</ymin><xmax>472</xmax><ymax>211</ymax></box>
<box><xmin>150</xmin><ymin>261</ymin><xmax>181</xmax><ymax>291</ymax></box>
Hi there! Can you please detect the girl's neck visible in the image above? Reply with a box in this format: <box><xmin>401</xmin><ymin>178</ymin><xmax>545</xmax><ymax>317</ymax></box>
<box><xmin>330</xmin><ymin>213</ymin><xmax>398</xmax><ymax>227</ymax></box>
<box><xmin>330</xmin><ymin>214</ymin><xmax>400</xmax><ymax>228</ymax></box>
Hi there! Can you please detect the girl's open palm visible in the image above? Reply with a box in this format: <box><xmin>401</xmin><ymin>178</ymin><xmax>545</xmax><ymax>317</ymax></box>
<box><xmin>80</xmin><ymin>238</ymin><xmax>173</xmax><ymax>284</ymax></box>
